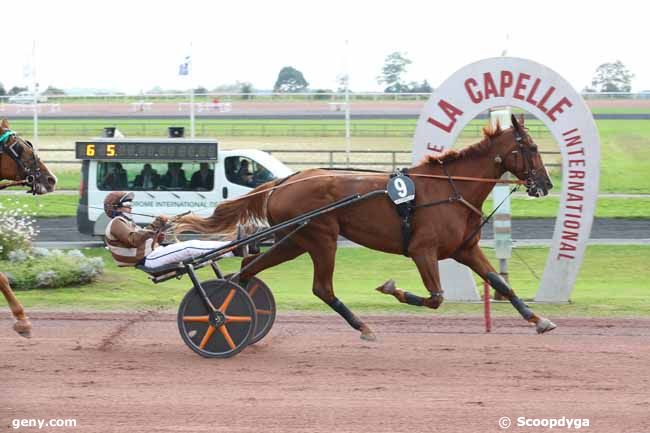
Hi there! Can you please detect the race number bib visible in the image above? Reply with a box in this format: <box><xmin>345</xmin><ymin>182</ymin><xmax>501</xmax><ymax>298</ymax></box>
<box><xmin>387</xmin><ymin>175</ymin><xmax>415</xmax><ymax>205</ymax></box>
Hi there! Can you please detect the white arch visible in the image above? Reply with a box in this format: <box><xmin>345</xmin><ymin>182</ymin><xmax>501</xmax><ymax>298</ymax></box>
<box><xmin>413</xmin><ymin>57</ymin><xmax>600</xmax><ymax>302</ymax></box>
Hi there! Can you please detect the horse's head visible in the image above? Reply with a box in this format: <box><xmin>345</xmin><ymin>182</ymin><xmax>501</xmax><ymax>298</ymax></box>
<box><xmin>495</xmin><ymin>114</ymin><xmax>553</xmax><ymax>197</ymax></box>
<box><xmin>0</xmin><ymin>118</ymin><xmax>57</xmax><ymax>194</ymax></box>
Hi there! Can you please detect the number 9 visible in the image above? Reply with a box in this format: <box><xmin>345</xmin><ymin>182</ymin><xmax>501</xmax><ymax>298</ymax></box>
<box><xmin>394</xmin><ymin>178</ymin><xmax>407</xmax><ymax>197</ymax></box>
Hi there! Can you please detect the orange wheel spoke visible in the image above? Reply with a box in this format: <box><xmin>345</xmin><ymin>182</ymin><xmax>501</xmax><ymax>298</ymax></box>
<box><xmin>226</xmin><ymin>315</ymin><xmax>252</xmax><ymax>323</ymax></box>
<box><xmin>198</xmin><ymin>325</ymin><xmax>216</xmax><ymax>349</ymax></box>
<box><xmin>218</xmin><ymin>325</ymin><xmax>236</xmax><ymax>350</ymax></box>
<box><xmin>219</xmin><ymin>289</ymin><xmax>236</xmax><ymax>312</ymax></box>
<box><xmin>247</xmin><ymin>282</ymin><xmax>260</xmax><ymax>298</ymax></box>
<box><xmin>256</xmin><ymin>309</ymin><xmax>272</xmax><ymax>315</ymax></box>
<box><xmin>183</xmin><ymin>315</ymin><xmax>209</xmax><ymax>323</ymax></box>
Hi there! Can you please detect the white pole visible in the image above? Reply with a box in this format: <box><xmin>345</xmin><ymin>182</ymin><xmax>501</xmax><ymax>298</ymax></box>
<box><xmin>32</xmin><ymin>40</ymin><xmax>38</xmax><ymax>142</ymax></box>
<box><xmin>344</xmin><ymin>40</ymin><xmax>350</xmax><ymax>167</ymax></box>
<box><xmin>189</xmin><ymin>42</ymin><xmax>195</xmax><ymax>138</ymax></box>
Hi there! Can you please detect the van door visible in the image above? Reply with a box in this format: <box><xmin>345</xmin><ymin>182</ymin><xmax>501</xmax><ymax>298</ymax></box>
<box><xmin>220</xmin><ymin>155</ymin><xmax>279</xmax><ymax>199</ymax></box>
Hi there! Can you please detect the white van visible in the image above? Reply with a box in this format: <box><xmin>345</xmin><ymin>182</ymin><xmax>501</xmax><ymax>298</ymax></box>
<box><xmin>76</xmin><ymin>137</ymin><xmax>292</xmax><ymax>235</ymax></box>
<box><xmin>8</xmin><ymin>91</ymin><xmax>48</xmax><ymax>103</ymax></box>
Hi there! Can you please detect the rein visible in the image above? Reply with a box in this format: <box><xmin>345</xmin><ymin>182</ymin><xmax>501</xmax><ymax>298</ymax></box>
<box><xmin>0</xmin><ymin>179</ymin><xmax>28</xmax><ymax>190</ymax></box>
<box><xmin>450</xmin><ymin>184</ymin><xmax>519</xmax><ymax>257</ymax></box>
<box><xmin>410</xmin><ymin>173</ymin><xmax>524</xmax><ymax>184</ymax></box>
<box><xmin>216</xmin><ymin>171</ymin><xmax>524</xmax><ymax>205</ymax></box>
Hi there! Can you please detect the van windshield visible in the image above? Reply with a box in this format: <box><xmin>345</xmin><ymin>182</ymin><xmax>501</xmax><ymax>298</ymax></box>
<box><xmin>224</xmin><ymin>156</ymin><xmax>275</xmax><ymax>188</ymax></box>
<box><xmin>97</xmin><ymin>162</ymin><xmax>215</xmax><ymax>191</ymax></box>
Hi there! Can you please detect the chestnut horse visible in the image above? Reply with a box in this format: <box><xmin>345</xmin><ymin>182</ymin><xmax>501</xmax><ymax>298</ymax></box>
<box><xmin>0</xmin><ymin>118</ymin><xmax>57</xmax><ymax>337</ymax></box>
<box><xmin>177</xmin><ymin>115</ymin><xmax>556</xmax><ymax>340</ymax></box>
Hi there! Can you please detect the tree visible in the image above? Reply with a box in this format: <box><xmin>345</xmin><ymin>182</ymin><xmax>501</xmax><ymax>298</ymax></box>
<box><xmin>591</xmin><ymin>60</ymin><xmax>634</xmax><ymax>92</ymax></box>
<box><xmin>336</xmin><ymin>73</ymin><xmax>350</xmax><ymax>93</ymax></box>
<box><xmin>0</xmin><ymin>83</ymin><xmax>5</xmax><ymax>96</ymax></box>
<box><xmin>377</xmin><ymin>51</ymin><xmax>412</xmax><ymax>93</ymax></box>
<box><xmin>239</xmin><ymin>82</ymin><xmax>254</xmax><ymax>99</ymax></box>
<box><xmin>9</xmin><ymin>86</ymin><xmax>27</xmax><ymax>95</ymax></box>
<box><xmin>408</xmin><ymin>80</ymin><xmax>433</xmax><ymax>93</ymax></box>
<box><xmin>273</xmin><ymin>66</ymin><xmax>309</xmax><ymax>93</ymax></box>
<box><xmin>194</xmin><ymin>86</ymin><xmax>208</xmax><ymax>95</ymax></box>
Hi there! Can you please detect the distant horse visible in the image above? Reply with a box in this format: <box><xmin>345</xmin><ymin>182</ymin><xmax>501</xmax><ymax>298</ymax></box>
<box><xmin>0</xmin><ymin>118</ymin><xmax>57</xmax><ymax>337</ymax></box>
<box><xmin>176</xmin><ymin>114</ymin><xmax>556</xmax><ymax>340</ymax></box>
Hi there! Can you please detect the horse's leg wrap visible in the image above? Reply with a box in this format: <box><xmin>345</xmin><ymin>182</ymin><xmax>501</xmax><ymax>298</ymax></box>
<box><xmin>487</xmin><ymin>272</ymin><xmax>534</xmax><ymax>321</ymax></box>
<box><xmin>404</xmin><ymin>292</ymin><xmax>425</xmax><ymax>307</ymax></box>
<box><xmin>328</xmin><ymin>298</ymin><xmax>362</xmax><ymax>330</ymax></box>
<box><xmin>375</xmin><ymin>280</ymin><xmax>443</xmax><ymax>309</ymax></box>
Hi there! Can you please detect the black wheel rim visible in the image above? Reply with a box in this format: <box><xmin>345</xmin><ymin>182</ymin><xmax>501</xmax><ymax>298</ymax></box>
<box><xmin>226</xmin><ymin>274</ymin><xmax>276</xmax><ymax>345</ymax></box>
<box><xmin>177</xmin><ymin>280</ymin><xmax>257</xmax><ymax>358</ymax></box>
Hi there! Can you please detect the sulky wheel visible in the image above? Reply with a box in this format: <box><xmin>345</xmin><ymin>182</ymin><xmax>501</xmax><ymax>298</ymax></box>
<box><xmin>226</xmin><ymin>274</ymin><xmax>276</xmax><ymax>345</ymax></box>
<box><xmin>177</xmin><ymin>279</ymin><xmax>257</xmax><ymax>358</ymax></box>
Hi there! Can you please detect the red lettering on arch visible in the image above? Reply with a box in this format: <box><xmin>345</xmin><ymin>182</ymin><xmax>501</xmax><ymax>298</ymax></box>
<box><xmin>513</xmin><ymin>73</ymin><xmax>531</xmax><ymax>100</ymax></box>
<box><xmin>560</xmin><ymin>242</ymin><xmax>577</xmax><ymax>251</ymax></box>
<box><xmin>464</xmin><ymin>78</ymin><xmax>482</xmax><ymax>103</ymax></box>
<box><xmin>526</xmin><ymin>78</ymin><xmax>542</xmax><ymax>106</ymax></box>
<box><xmin>499</xmin><ymin>70</ymin><xmax>513</xmax><ymax>97</ymax></box>
<box><xmin>562</xmin><ymin>231</ymin><xmax>579</xmax><ymax>243</ymax></box>
<box><xmin>427</xmin><ymin>99</ymin><xmax>464</xmax><ymax>133</ymax></box>
<box><xmin>548</xmin><ymin>97</ymin><xmax>573</xmax><ymax>121</ymax></box>
<box><xmin>483</xmin><ymin>72</ymin><xmax>498</xmax><ymax>99</ymax></box>
<box><xmin>568</xmin><ymin>181</ymin><xmax>584</xmax><ymax>191</ymax></box>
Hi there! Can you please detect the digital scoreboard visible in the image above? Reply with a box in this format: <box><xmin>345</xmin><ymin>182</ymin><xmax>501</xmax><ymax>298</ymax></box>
<box><xmin>75</xmin><ymin>139</ymin><xmax>218</xmax><ymax>161</ymax></box>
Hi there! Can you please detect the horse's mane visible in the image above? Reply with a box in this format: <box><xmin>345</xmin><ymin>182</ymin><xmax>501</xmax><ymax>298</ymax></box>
<box><xmin>422</xmin><ymin>123</ymin><xmax>504</xmax><ymax>165</ymax></box>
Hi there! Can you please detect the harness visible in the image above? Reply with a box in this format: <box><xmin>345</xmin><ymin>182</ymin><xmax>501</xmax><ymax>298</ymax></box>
<box><xmin>388</xmin><ymin>161</ymin><xmax>517</xmax><ymax>258</ymax></box>
<box><xmin>387</xmin><ymin>168</ymin><xmax>416</xmax><ymax>256</ymax></box>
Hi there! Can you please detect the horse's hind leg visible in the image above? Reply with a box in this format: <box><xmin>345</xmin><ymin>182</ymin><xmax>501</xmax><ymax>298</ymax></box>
<box><xmin>0</xmin><ymin>272</ymin><xmax>31</xmax><ymax>338</ymax></box>
<box><xmin>455</xmin><ymin>244</ymin><xmax>556</xmax><ymax>334</ymax></box>
<box><xmin>376</xmin><ymin>253</ymin><xmax>445</xmax><ymax>309</ymax></box>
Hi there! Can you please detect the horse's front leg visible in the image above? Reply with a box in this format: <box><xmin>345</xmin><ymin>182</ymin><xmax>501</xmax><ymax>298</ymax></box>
<box><xmin>0</xmin><ymin>272</ymin><xmax>31</xmax><ymax>337</ymax></box>
<box><xmin>454</xmin><ymin>244</ymin><xmax>556</xmax><ymax>334</ymax></box>
<box><xmin>376</xmin><ymin>252</ymin><xmax>444</xmax><ymax>309</ymax></box>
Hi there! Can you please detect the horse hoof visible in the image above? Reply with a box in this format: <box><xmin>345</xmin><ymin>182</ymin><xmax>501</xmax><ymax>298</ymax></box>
<box><xmin>13</xmin><ymin>320</ymin><xmax>32</xmax><ymax>338</ymax></box>
<box><xmin>536</xmin><ymin>318</ymin><xmax>557</xmax><ymax>334</ymax></box>
<box><xmin>375</xmin><ymin>280</ymin><xmax>396</xmax><ymax>295</ymax></box>
<box><xmin>360</xmin><ymin>331</ymin><xmax>377</xmax><ymax>342</ymax></box>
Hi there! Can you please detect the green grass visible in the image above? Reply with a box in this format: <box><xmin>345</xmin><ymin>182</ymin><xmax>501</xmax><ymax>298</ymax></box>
<box><xmin>13</xmin><ymin>245</ymin><xmax>650</xmax><ymax>317</ymax></box>
<box><xmin>1</xmin><ymin>193</ymin><xmax>647</xmax><ymax>219</ymax></box>
<box><xmin>0</xmin><ymin>195</ymin><xmax>79</xmax><ymax>218</ymax></box>
<box><xmin>7</xmin><ymin>117</ymin><xmax>650</xmax><ymax>194</ymax></box>
<box><xmin>52</xmin><ymin>169</ymin><xmax>81</xmax><ymax>190</ymax></box>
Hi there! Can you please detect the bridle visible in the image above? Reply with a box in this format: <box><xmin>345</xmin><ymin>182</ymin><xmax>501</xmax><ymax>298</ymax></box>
<box><xmin>495</xmin><ymin>127</ymin><xmax>546</xmax><ymax>195</ymax></box>
<box><xmin>0</xmin><ymin>130</ymin><xmax>42</xmax><ymax>194</ymax></box>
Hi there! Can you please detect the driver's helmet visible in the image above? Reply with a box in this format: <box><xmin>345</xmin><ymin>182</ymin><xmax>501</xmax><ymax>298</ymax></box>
<box><xmin>104</xmin><ymin>191</ymin><xmax>134</xmax><ymax>217</ymax></box>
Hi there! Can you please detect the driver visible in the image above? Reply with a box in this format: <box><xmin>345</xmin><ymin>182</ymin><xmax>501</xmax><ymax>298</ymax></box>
<box><xmin>103</xmin><ymin>191</ymin><xmax>235</xmax><ymax>269</ymax></box>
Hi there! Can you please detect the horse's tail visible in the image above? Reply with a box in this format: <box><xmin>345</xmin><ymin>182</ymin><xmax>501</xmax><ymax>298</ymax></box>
<box><xmin>174</xmin><ymin>180</ymin><xmax>276</xmax><ymax>236</ymax></box>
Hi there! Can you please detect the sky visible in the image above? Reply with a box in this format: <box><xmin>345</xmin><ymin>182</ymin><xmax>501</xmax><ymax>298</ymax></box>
<box><xmin>4</xmin><ymin>0</ymin><xmax>650</xmax><ymax>94</ymax></box>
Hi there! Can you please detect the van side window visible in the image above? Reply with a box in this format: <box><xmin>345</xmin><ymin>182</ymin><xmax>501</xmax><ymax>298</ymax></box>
<box><xmin>97</xmin><ymin>162</ymin><xmax>215</xmax><ymax>191</ymax></box>
<box><xmin>225</xmin><ymin>156</ymin><xmax>275</xmax><ymax>188</ymax></box>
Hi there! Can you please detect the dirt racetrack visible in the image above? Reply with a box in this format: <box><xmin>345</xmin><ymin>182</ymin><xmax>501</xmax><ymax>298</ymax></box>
<box><xmin>2</xmin><ymin>312</ymin><xmax>650</xmax><ymax>433</ymax></box>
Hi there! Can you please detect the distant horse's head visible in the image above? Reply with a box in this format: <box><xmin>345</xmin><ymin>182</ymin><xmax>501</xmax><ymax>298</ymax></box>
<box><xmin>494</xmin><ymin>114</ymin><xmax>553</xmax><ymax>197</ymax></box>
<box><xmin>0</xmin><ymin>118</ymin><xmax>57</xmax><ymax>194</ymax></box>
